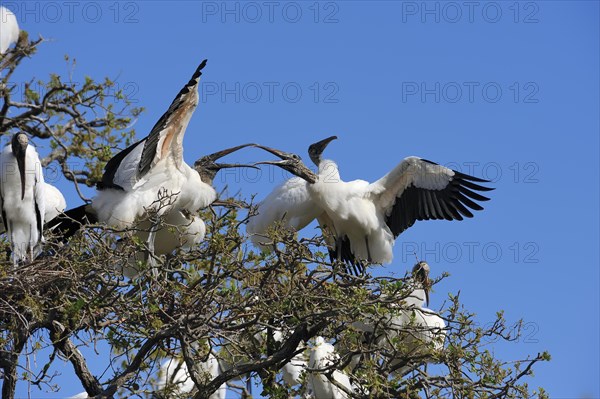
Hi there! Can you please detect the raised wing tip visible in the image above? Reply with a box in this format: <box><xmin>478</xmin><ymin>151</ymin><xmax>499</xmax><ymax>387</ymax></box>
<box><xmin>189</xmin><ymin>59</ymin><xmax>208</xmax><ymax>82</ymax></box>
<box><xmin>180</xmin><ymin>59</ymin><xmax>208</xmax><ymax>94</ymax></box>
<box><xmin>191</xmin><ymin>59</ymin><xmax>208</xmax><ymax>80</ymax></box>
<box><xmin>197</xmin><ymin>59</ymin><xmax>208</xmax><ymax>72</ymax></box>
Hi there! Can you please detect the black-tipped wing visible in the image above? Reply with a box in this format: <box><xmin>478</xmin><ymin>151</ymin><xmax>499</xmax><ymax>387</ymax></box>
<box><xmin>317</xmin><ymin>213</ymin><xmax>364</xmax><ymax>275</ymax></box>
<box><xmin>369</xmin><ymin>157</ymin><xmax>493</xmax><ymax>238</ymax></box>
<box><xmin>45</xmin><ymin>204</ymin><xmax>98</xmax><ymax>242</ymax></box>
<box><xmin>98</xmin><ymin>60</ymin><xmax>207</xmax><ymax>191</ymax></box>
<box><xmin>137</xmin><ymin>59</ymin><xmax>207</xmax><ymax>178</ymax></box>
<box><xmin>327</xmin><ymin>235</ymin><xmax>365</xmax><ymax>275</ymax></box>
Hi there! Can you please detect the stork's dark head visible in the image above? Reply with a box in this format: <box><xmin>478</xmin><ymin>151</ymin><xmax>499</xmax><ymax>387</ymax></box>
<box><xmin>308</xmin><ymin>136</ymin><xmax>337</xmax><ymax>166</ymax></box>
<box><xmin>253</xmin><ymin>144</ymin><xmax>318</xmax><ymax>184</ymax></box>
<box><xmin>412</xmin><ymin>261</ymin><xmax>431</xmax><ymax>306</ymax></box>
<box><xmin>11</xmin><ymin>133</ymin><xmax>29</xmax><ymax>200</ymax></box>
<box><xmin>11</xmin><ymin>133</ymin><xmax>28</xmax><ymax>153</ymax></box>
<box><xmin>194</xmin><ymin>143</ymin><xmax>257</xmax><ymax>185</ymax></box>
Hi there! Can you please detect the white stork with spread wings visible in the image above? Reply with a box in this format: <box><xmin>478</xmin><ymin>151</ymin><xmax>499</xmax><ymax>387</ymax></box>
<box><xmin>92</xmin><ymin>60</ymin><xmax>211</xmax><ymax>230</ymax></box>
<box><xmin>251</xmin><ymin>136</ymin><xmax>493</xmax><ymax>273</ymax></box>
<box><xmin>51</xmin><ymin>60</ymin><xmax>255</xmax><ymax>265</ymax></box>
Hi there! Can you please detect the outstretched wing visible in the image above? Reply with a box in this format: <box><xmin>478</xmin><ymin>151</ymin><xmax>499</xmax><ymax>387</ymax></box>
<box><xmin>369</xmin><ymin>157</ymin><xmax>493</xmax><ymax>238</ymax></box>
<box><xmin>137</xmin><ymin>59</ymin><xmax>207</xmax><ymax>177</ymax></box>
<box><xmin>98</xmin><ymin>60</ymin><xmax>207</xmax><ymax>191</ymax></box>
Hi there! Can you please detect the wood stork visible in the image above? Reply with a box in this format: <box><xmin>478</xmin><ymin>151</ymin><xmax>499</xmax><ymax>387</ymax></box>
<box><xmin>0</xmin><ymin>6</ymin><xmax>19</xmax><ymax>55</ymax></box>
<box><xmin>253</xmin><ymin>136</ymin><xmax>493</xmax><ymax>273</ymax></box>
<box><xmin>381</xmin><ymin>262</ymin><xmax>446</xmax><ymax>375</ymax></box>
<box><xmin>49</xmin><ymin>59</ymin><xmax>255</xmax><ymax>265</ymax></box>
<box><xmin>351</xmin><ymin>261</ymin><xmax>445</xmax><ymax>375</ymax></box>
<box><xmin>307</xmin><ymin>337</ymin><xmax>353</xmax><ymax>399</ymax></box>
<box><xmin>92</xmin><ymin>59</ymin><xmax>211</xmax><ymax>233</ymax></box>
<box><xmin>0</xmin><ymin>133</ymin><xmax>46</xmax><ymax>264</ymax></box>
<box><xmin>156</xmin><ymin>352</ymin><xmax>226</xmax><ymax>399</ymax></box>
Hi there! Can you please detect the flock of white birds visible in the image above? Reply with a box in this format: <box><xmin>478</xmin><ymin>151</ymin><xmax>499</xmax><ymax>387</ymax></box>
<box><xmin>2</xmin><ymin>7</ymin><xmax>491</xmax><ymax>398</ymax></box>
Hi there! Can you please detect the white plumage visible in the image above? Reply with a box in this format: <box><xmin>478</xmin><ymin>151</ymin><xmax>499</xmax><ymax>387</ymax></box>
<box><xmin>1</xmin><ymin>182</ymin><xmax>66</xmax><ymax>233</ymax></box>
<box><xmin>308</xmin><ymin>158</ymin><xmax>395</xmax><ymax>265</ymax></box>
<box><xmin>66</xmin><ymin>392</ymin><xmax>89</xmax><ymax>399</ymax></box>
<box><xmin>156</xmin><ymin>352</ymin><xmax>226</xmax><ymax>399</ymax></box>
<box><xmin>116</xmin><ymin>210</ymin><xmax>205</xmax><ymax>278</ymax></box>
<box><xmin>281</xmin><ymin>351</ymin><xmax>307</xmax><ymax>387</ymax></box>
<box><xmin>378</xmin><ymin>306</ymin><xmax>446</xmax><ymax>376</ymax></box>
<box><xmin>247</xmin><ymin>176</ymin><xmax>320</xmax><ymax>249</ymax></box>
<box><xmin>0</xmin><ymin>133</ymin><xmax>46</xmax><ymax>264</ymax></box>
<box><xmin>43</xmin><ymin>182</ymin><xmax>67</xmax><ymax>222</ymax></box>
<box><xmin>307</xmin><ymin>336</ymin><xmax>353</xmax><ymax>399</ymax></box>
<box><xmin>352</xmin><ymin>262</ymin><xmax>446</xmax><ymax>375</ymax></box>
<box><xmin>0</xmin><ymin>6</ymin><xmax>19</xmax><ymax>55</ymax></box>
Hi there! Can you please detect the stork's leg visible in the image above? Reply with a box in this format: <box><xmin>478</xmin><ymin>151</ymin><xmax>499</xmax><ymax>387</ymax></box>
<box><xmin>30</xmin><ymin>225</ymin><xmax>35</xmax><ymax>263</ymax></box>
<box><xmin>146</xmin><ymin>217</ymin><xmax>160</xmax><ymax>276</ymax></box>
<box><xmin>336</xmin><ymin>236</ymin><xmax>343</xmax><ymax>261</ymax></box>
<box><xmin>10</xmin><ymin>229</ymin><xmax>17</xmax><ymax>267</ymax></box>
<box><xmin>365</xmin><ymin>236</ymin><xmax>372</xmax><ymax>263</ymax></box>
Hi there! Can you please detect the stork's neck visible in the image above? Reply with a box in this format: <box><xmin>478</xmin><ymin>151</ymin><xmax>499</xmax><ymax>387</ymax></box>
<box><xmin>199</xmin><ymin>173</ymin><xmax>215</xmax><ymax>186</ymax></box>
<box><xmin>317</xmin><ymin>159</ymin><xmax>340</xmax><ymax>182</ymax></box>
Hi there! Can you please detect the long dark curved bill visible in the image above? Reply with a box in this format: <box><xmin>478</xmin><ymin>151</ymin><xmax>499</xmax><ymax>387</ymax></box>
<box><xmin>11</xmin><ymin>137</ymin><xmax>28</xmax><ymax>200</ymax></box>
<box><xmin>309</xmin><ymin>136</ymin><xmax>338</xmax><ymax>153</ymax></box>
<box><xmin>201</xmin><ymin>143</ymin><xmax>257</xmax><ymax>163</ymax></box>
<box><xmin>214</xmin><ymin>163</ymin><xmax>259</xmax><ymax>171</ymax></box>
<box><xmin>17</xmin><ymin>153</ymin><xmax>26</xmax><ymax>200</ymax></box>
<box><xmin>253</xmin><ymin>145</ymin><xmax>299</xmax><ymax>161</ymax></box>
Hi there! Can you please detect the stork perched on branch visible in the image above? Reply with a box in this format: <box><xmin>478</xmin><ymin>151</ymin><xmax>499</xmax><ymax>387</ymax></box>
<box><xmin>0</xmin><ymin>133</ymin><xmax>64</xmax><ymax>264</ymax></box>
<box><xmin>251</xmin><ymin>136</ymin><xmax>493</xmax><ymax>274</ymax></box>
<box><xmin>50</xmin><ymin>60</ymin><xmax>255</xmax><ymax>267</ymax></box>
<box><xmin>350</xmin><ymin>261</ymin><xmax>446</xmax><ymax>375</ymax></box>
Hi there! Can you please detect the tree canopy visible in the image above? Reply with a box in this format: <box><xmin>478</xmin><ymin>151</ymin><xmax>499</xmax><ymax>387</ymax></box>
<box><xmin>0</xmin><ymin>35</ymin><xmax>549</xmax><ymax>399</ymax></box>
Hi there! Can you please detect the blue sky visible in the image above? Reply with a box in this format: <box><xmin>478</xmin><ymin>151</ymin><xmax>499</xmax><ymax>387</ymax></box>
<box><xmin>3</xmin><ymin>1</ymin><xmax>599</xmax><ymax>398</ymax></box>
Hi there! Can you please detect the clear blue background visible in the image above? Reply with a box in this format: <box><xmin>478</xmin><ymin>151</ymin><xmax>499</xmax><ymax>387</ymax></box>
<box><xmin>3</xmin><ymin>1</ymin><xmax>598</xmax><ymax>398</ymax></box>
